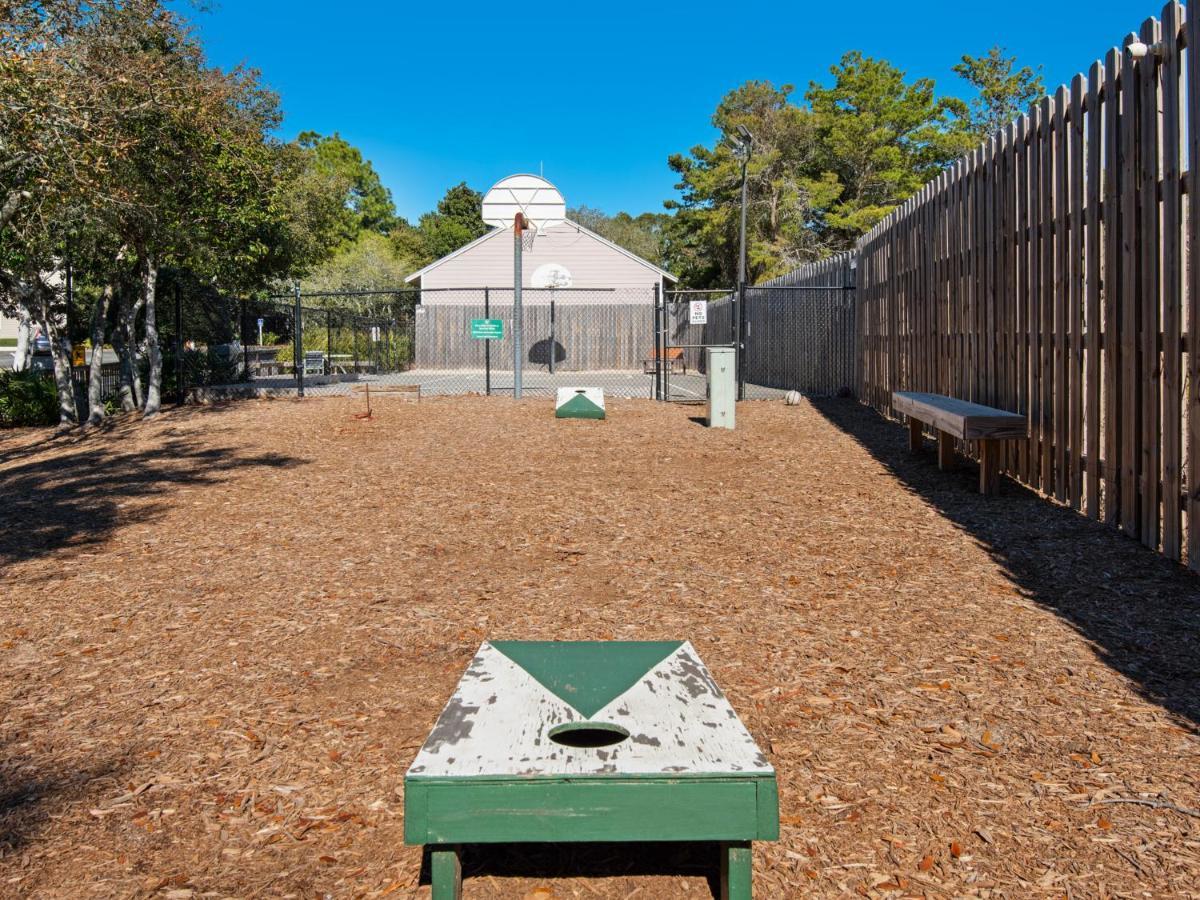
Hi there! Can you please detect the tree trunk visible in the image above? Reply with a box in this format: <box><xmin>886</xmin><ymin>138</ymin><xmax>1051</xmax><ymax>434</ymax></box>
<box><xmin>35</xmin><ymin>305</ymin><xmax>76</xmax><ymax>426</ymax></box>
<box><xmin>85</xmin><ymin>284</ymin><xmax>113</xmax><ymax>426</ymax></box>
<box><xmin>113</xmin><ymin>292</ymin><xmax>141</xmax><ymax>412</ymax></box>
<box><xmin>12</xmin><ymin>307</ymin><xmax>32</xmax><ymax>371</ymax></box>
<box><xmin>141</xmin><ymin>256</ymin><xmax>162</xmax><ymax>417</ymax></box>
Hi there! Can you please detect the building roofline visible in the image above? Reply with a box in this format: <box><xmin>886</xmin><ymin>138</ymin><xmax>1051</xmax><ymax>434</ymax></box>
<box><xmin>404</xmin><ymin>219</ymin><xmax>678</xmax><ymax>283</ymax></box>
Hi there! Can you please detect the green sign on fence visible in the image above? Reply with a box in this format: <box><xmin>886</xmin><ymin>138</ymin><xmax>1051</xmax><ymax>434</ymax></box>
<box><xmin>471</xmin><ymin>318</ymin><xmax>504</xmax><ymax>340</ymax></box>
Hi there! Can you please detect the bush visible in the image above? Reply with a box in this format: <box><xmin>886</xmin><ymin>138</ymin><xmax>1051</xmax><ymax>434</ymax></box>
<box><xmin>0</xmin><ymin>370</ymin><xmax>59</xmax><ymax>427</ymax></box>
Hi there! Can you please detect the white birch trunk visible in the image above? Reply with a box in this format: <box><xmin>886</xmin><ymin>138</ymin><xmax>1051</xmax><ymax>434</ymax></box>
<box><xmin>85</xmin><ymin>284</ymin><xmax>113</xmax><ymax>426</ymax></box>
<box><xmin>141</xmin><ymin>256</ymin><xmax>162</xmax><ymax>417</ymax></box>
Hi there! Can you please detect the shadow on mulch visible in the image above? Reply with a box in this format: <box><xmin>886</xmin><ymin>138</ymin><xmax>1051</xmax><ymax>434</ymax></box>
<box><xmin>812</xmin><ymin>397</ymin><xmax>1200</xmax><ymax>731</ymax></box>
<box><xmin>0</xmin><ymin>751</ymin><xmax>127</xmax><ymax>854</ymax></box>
<box><xmin>420</xmin><ymin>841</ymin><xmax>721</xmax><ymax>897</ymax></box>
<box><xmin>0</xmin><ymin>404</ymin><xmax>302</xmax><ymax>569</ymax></box>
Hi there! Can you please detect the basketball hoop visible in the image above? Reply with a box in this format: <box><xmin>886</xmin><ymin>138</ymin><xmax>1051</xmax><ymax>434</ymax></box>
<box><xmin>515</xmin><ymin>212</ymin><xmax>536</xmax><ymax>251</ymax></box>
<box><xmin>481</xmin><ymin>175</ymin><xmax>567</xmax><ymax>400</ymax></box>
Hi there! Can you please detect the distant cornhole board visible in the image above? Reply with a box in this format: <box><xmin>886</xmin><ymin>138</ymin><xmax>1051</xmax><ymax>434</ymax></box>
<box><xmin>555</xmin><ymin>386</ymin><xmax>606</xmax><ymax>419</ymax></box>
<box><xmin>404</xmin><ymin>640</ymin><xmax>778</xmax><ymax>899</ymax></box>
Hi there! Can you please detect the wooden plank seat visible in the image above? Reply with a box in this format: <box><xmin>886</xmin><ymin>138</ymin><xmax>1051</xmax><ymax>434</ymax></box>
<box><xmin>643</xmin><ymin>346</ymin><xmax>686</xmax><ymax>375</ymax></box>
<box><xmin>352</xmin><ymin>383</ymin><xmax>420</xmax><ymax>400</ymax></box>
<box><xmin>892</xmin><ymin>391</ymin><xmax>1027</xmax><ymax>495</ymax></box>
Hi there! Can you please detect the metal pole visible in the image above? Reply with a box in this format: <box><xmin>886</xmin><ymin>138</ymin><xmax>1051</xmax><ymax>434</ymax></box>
<box><xmin>326</xmin><ymin>311</ymin><xmax>332</xmax><ymax>375</ymax></box>
<box><xmin>513</xmin><ymin>217</ymin><xmax>524</xmax><ymax>399</ymax></box>
<box><xmin>174</xmin><ymin>283</ymin><xmax>183</xmax><ymax>405</ymax></box>
<box><xmin>484</xmin><ymin>287</ymin><xmax>491</xmax><ymax>396</ymax></box>
<box><xmin>549</xmin><ymin>296</ymin><xmax>556</xmax><ymax>375</ymax></box>
<box><xmin>653</xmin><ymin>282</ymin><xmax>662</xmax><ymax>400</ymax></box>
<box><xmin>737</xmin><ymin>282</ymin><xmax>747</xmax><ymax>401</ymax></box>
<box><xmin>240</xmin><ymin>298</ymin><xmax>248</xmax><ymax>381</ymax></box>
<box><xmin>293</xmin><ymin>282</ymin><xmax>304</xmax><ymax>398</ymax></box>
<box><xmin>738</xmin><ymin>156</ymin><xmax>749</xmax><ymax>287</ymax></box>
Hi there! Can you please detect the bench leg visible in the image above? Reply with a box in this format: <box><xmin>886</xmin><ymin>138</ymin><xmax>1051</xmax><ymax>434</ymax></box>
<box><xmin>937</xmin><ymin>430</ymin><xmax>956</xmax><ymax>471</ymax></box>
<box><xmin>720</xmin><ymin>841</ymin><xmax>753</xmax><ymax>900</ymax></box>
<box><xmin>430</xmin><ymin>845</ymin><xmax>462</xmax><ymax>900</ymax></box>
<box><xmin>908</xmin><ymin>417</ymin><xmax>923</xmax><ymax>452</ymax></box>
<box><xmin>978</xmin><ymin>441</ymin><xmax>1000</xmax><ymax>496</ymax></box>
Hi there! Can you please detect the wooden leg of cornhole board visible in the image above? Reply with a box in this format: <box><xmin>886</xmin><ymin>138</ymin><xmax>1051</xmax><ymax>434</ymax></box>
<box><xmin>937</xmin><ymin>430</ymin><xmax>956</xmax><ymax>471</ymax></box>
<box><xmin>908</xmin><ymin>417</ymin><xmax>923</xmax><ymax>452</ymax></box>
<box><xmin>429</xmin><ymin>845</ymin><xmax>462</xmax><ymax>900</ymax></box>
<box><xmin>720</xmin><ymin>841</ymin><xmax>753</xmax><ymax>900</ymax></box>
<box><xmin>978</xmin><ymin>441</ymin><xmax>1000</xmax><ymax>496</ymax></box>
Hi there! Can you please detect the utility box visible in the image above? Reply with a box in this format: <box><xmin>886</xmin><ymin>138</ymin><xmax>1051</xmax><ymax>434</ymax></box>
<box><xmin>706</xmin><ymin>347</ymin><xmax>736</xmax><ymax>429</ymax></box>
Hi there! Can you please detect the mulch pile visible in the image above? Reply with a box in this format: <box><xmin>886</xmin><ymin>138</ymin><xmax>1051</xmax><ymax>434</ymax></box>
<box><xmin>1</xmin><ymin>395</ymin><xmax>1198</xmax><ymax>898</ymax></box>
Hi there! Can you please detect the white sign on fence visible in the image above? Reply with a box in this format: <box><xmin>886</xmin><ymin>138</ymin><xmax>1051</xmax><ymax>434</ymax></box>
<box><xmin>689</xmin><ymin>300</ymin><xmax>708</xmax><ymax>325</ymax></box>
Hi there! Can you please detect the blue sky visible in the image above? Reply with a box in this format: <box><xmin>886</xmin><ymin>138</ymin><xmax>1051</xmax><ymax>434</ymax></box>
<box><xmin>188</xmin><ymin>0</ymin><xmax>1153</xmax><ymax>222</ymax></box>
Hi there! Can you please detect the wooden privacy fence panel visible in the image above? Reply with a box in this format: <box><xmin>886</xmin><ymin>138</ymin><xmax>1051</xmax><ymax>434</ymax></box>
<box><xmin>855</xmin><ymin>0</ymin><xmax>1199</xmax><ymax>569</ymax></box>
<box><xmin>415</xmin><ymin>300</ymin><xmax>654</xmax><ymax>371</ymax></box>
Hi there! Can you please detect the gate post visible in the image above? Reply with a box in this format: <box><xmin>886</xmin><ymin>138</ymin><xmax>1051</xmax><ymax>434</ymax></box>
<box><xmin>484</xmin><ymin>287</ymin><xmax>491</xmax><ymax>396</ymax></box>
<box><xmin>653</xmin><ymin>283</ymin><xmax>662</xmax><ymax>400</ymax></box>
<box><xmin>736</xmin><ymin>282</ymin><xmax>747</xmax><ymax>401</ymax></box>
<box><xmin>293</xmin><ymin>282</ymin><xmax>304</xmax><ymax>398</ymax></box>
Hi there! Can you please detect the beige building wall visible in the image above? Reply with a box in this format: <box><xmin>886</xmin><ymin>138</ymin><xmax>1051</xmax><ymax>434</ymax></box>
<box><xmin>414</xmin><ymin>222</ymin><xmax>671</xmax><ymax>304</ymax></box>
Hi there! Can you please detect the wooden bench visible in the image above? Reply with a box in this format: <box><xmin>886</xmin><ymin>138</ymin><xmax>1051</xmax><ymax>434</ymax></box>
<box><xmin>352</xmin><ymin>383</ymin><xmax>420</xmax><ymax>418</ymax></box>
<box><xmin>892</xmin><ymin>392</ymin><xmax>1027</xmax><ymax>495</ymax></box>
<box><xmin>643</xmin><ymin>346</ymin><xmax>686</xmax><ymax>375</ymax></box>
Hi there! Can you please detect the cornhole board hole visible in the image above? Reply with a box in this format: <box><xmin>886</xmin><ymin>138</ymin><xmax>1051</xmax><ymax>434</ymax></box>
<box><xmin>555</xmin><ymin>386</ymin><xmax>606</xmax><ymax>419</ymax></box>
<box><xmin>404</xmin><ymin>640</ymin><xmax>778</xmax><ymax>899</ymax></box>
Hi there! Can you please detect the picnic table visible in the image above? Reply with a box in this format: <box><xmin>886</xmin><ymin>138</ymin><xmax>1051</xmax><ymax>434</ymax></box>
<box><xmin>644</xmin><ymin>346</ymin><xmax>687</xmax><ymax>375</ymax></box>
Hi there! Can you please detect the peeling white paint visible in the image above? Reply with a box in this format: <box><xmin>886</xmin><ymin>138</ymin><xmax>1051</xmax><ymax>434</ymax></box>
<box><xmin>407</xmin><ymin>642</ymin><xmax>774</xmax><ymax>778</ymax></box>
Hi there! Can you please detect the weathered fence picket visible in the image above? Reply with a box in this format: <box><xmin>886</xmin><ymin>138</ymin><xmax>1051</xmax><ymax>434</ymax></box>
<box><xmin>848</xmin><ymin>1</ymin><xmax>1197</xmax><ymax>569</ymax></box>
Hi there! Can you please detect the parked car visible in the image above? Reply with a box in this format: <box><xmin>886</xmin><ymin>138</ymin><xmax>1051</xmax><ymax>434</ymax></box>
<box><xmin>29</xmin><ymin>329</ymin><xmax>53</xmax><ymax>371</ymax></box>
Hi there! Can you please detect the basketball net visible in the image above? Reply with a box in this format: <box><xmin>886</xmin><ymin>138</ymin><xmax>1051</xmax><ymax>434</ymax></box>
<box><xmin>514</xmin><ymin>212</ymin><xmax>536</xmax><ymax>251</ymax></box>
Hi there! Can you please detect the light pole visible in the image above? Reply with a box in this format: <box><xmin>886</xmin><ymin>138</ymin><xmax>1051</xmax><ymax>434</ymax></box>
<box><xmin>735</xmin><ymin>124</ymin><xmax>753</xmax><ymax>288</ymax></box>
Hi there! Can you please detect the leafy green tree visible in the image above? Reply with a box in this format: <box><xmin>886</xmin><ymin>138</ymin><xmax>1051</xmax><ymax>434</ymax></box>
<box><xmin>568</xmin><ymin>206</ymin><xmax>670</xmax><ymax>267</ymax></box>
<box><xmin>953</xmin><ymin>47</ymin><xmax>1045</xmax><ymax>139</ymax></box>
<box><xmin>296</xmin><ymin>132</ymin><xmax>397</xmax><ymax>241</ymax></box>
<box><xmin>301</xmin><ymin>231</ymin><xmax>416</xmax><ymax>301</ymax></box>
<box><xmin>665</xmin><ymin>81</ymin><xmax>839</xmax><ymax>287</ymax></box>
<box><xmin>392</xmin><ymin>182</ymin><xmax>488</xmax><ymax>267</ymax></box>
<box><xmin>806</xmin><ymin>52</ymin><xmax>973</xmax><ymax>242</ymax></box>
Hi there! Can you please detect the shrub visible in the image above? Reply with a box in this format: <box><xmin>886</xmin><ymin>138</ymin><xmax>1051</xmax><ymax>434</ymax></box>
<box><xmin>0</xmin><ymin>371</ymin><xmax>59</xmax><ymax>427</ymax></box>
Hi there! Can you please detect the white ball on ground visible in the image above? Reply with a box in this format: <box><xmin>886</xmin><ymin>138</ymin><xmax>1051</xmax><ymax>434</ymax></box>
<box><xmin>785</xmin><ymin>390</ymin><xmax>802</xmax><ymax>406</ymax></box>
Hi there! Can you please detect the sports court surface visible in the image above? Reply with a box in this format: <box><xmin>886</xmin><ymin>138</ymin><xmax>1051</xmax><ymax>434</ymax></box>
<box><xmin>1</xmin><ymin>396</ymin><xmax>1198</xmax><ymax>897</ymax></box>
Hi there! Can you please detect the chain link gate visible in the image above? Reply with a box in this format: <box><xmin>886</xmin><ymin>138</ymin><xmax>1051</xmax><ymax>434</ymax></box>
<box><xmin>654</xmin><ymin>288</ymin><xmax>737</xmax><ymax>403</ymax></box>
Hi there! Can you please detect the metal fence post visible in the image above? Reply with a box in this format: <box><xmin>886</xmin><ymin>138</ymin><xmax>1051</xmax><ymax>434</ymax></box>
<box><xmin>653</xmin><ymin>283</ymin><xmax>662</xmax><ymax>400</ymax></box>
<box><xmin>174</xmin><ymin>282</ymin><xmax>184</xmax><ymax>405</ymax></box>
<box><xmin>484</xmin><ymin>287</ymin><xmax>491</xmax><ymax>395</ymax></box>
<box><xmin>736</xmin><ymin>282</ymin><xmax>747</xmax><ymax>401</ymax></box>
<box><xmin>293</xmin><ymin>282</ymin><xmax>304</xmax><ymax>398</ymax></box>
<box><xmin>549</xmin><ymin>296</ymin><xmax>556</xmax><ymax>375</ymax></box>
<box><xmin>240</xmin><ymin>298</ymin><xmax>248</xmax><ymax>382</ymax></box>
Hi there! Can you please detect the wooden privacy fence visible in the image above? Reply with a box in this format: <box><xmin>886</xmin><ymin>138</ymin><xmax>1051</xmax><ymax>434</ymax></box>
<box><xmin>855</xmin><ymin>0</ymin><xmax>1200</xmax><ymax>569</ymax></box>
<box><xmin>415</xmin><ymin>301</ymin><xmax>654</xmax><ymax>371</ymax></box>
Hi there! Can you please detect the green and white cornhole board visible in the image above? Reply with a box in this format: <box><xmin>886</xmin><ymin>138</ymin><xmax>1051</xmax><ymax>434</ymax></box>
<box><xmin>555</xmin><ymin>386</ymin><xmax>605</xmax><ymax>419</ymax></box>
<box><xmin>404</xmin><ymin>641</ymin><xmax>778</xmax><ymax>899</ymax></box>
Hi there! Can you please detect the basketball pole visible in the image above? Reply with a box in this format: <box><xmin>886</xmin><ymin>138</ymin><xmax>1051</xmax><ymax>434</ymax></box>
<box><xmin>513</xmin><ymin>212</ymin><xmax>527</xmax><ymax>399</ymax></box>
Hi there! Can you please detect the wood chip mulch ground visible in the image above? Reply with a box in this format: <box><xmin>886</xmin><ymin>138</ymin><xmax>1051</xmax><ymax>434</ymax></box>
<box><xmin>1</xmin><ymin>395</ymin><xmax>1199</xmax><ymax>899</ymax></box>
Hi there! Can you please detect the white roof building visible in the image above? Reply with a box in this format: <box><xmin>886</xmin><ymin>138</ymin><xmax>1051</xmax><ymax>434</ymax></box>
<box><xmin>405</xmin><ymin>218</ymin><xmax>677</xmax><ymax>304</ymax></box>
